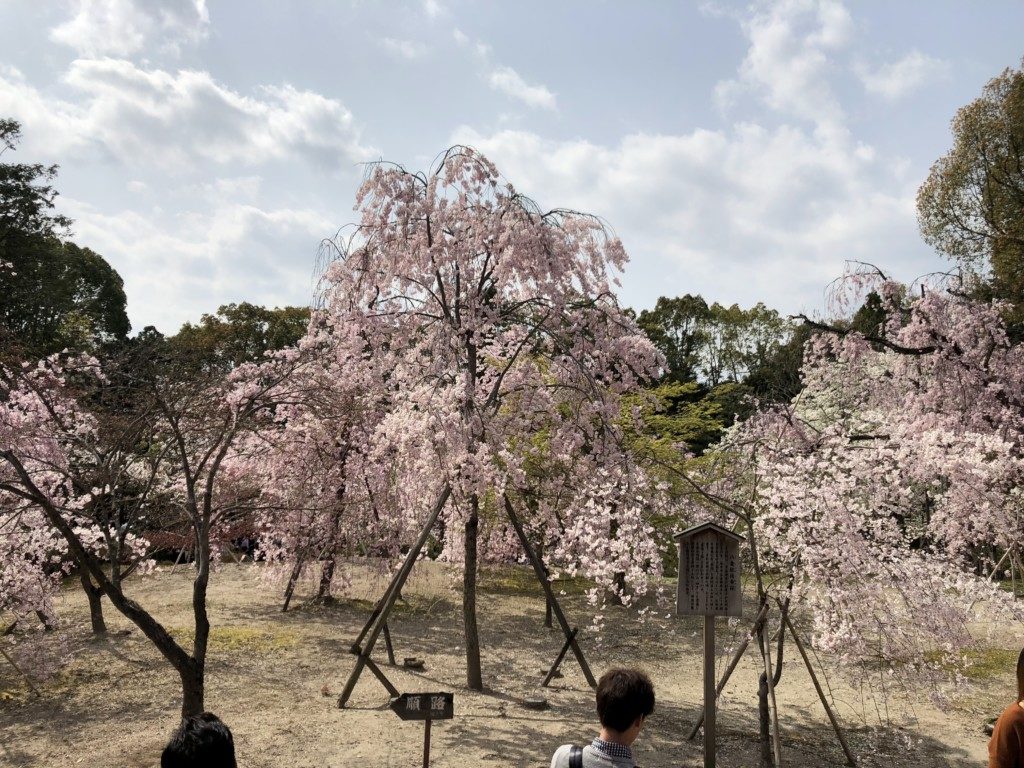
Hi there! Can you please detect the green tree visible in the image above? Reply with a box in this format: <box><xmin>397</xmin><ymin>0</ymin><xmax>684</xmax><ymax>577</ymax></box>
<box><xmin>1</xmin><ymin>235</ymin><xmax>129</xmax><ymax>354</ymax></box>
<box><xmin>701</xmin><ymin>302</ymin><xmax>791</xmax><ymax>387</ymax></box>
<box><xmin>637</xmin><ymin>294</ymin><xmax>710</xmax><ymax>382</ymax></box>
<box><xmin>171</xmin><ymin>302</ymin><xmax>310</xmax><ymax>370</ymax></box>
<box><xmin>1</xmin><ymin>119</ymin><xmax>129</xmax><ymax>356</ymax></box>
<box><xmin>917</xmin><ymin>59</ymin><xmax>1024</xmax><ymax>334</ymax></box>
<box><xmin>0</xmin><ymin>119</ymin><xmax>70</xmax><ymax>246</ymax></box>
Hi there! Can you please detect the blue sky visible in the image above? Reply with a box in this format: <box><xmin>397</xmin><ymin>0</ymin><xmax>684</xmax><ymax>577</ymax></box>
<box><xmin>2</xmin><ymin>0</ymin><xmax>1023</xmax><ymax>334</ymax></box>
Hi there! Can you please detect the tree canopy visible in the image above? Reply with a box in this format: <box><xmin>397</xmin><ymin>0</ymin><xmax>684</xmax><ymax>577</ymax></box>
<box><xmin>0</xmin><ymin>119</ymin><xmax>70</xmax><ymax>247</ymax></box>
<box><xmin>0</xmin><ymin>119</ymin><xmax>129</xmax><ymax>356</ymax></box>
<box><xmin>917</xmin><ymin>59</ymin><xmax>1024</xmax><ymax>334</ymax></box>
<box><xmin>171</xmin><ymin>302</ymin><xmax>310</xmax><ymax>370</ymax></box>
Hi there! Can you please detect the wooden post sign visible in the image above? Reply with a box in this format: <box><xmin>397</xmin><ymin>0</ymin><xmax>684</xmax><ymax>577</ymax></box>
<box><xmin>674</xmin><ymin>522</ymin><xmax>743</xmax><ymax>768</ymax></box>
<box><xmin>676</xmin><ymin>522</ymin><xmax>743</xmax><ymax>617</ymax></box>
<box><xmin>389</xmin><ymin>692</ymin><xmax>454</xmax><ymax>768</ymax></box>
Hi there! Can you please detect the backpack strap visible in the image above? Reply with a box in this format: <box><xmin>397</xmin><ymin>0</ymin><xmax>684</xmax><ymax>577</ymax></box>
<box><xmin>568</xmin><ymin>745</ymin><xmax>584</xmax><ymax>768</ymax></box>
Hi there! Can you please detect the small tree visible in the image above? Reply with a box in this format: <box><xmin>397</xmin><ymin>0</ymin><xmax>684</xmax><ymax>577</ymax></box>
<box><xmin>314</xmin><ymin>147</ymin><xmax>662</xmax><ymax>689</ymax></box>
<box><xmin>0</xmin><ymin>340</ymin><xmax>302</xmax><ymax>715</ymax></box>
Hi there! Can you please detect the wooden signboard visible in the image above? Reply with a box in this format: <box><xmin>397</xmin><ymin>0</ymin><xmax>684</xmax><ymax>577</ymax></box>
<box><xmin>389</xmin><ymin>692</ymin><xmax>454</xmax><ymax>768</ymax></box>
<box><xmin>389</xmin><ymin>692</ymin><xmax>454</xmax><ymax>721</ymax></box>
<box><xmin>675</xmin><ymin>522</ymin><xmax>743</xmax><ymax>618</ymax></box>
<box><xmin>674</xmin><ymin>522</ymin><xmax>744</xmax><ymax>768</ymax></box>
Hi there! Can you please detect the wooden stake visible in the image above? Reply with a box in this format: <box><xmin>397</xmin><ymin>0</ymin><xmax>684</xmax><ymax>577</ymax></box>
<box><xmin>542</xmin><ymin>627</ymin><xmax>578</xmax><ymax>687</ymax></box>
<box><xmin>382</xmin><ymin>622</ymin><xmax>396</xmax><ymax>666</ymax></box>
<box><xmin>170</xmin><ymin>543</ymin><xmax>187</xmax><ymax>574</ymax></box>
<box><xmin>782</xmin><ymin>612</ymin><xmax>857</xmax><ymax>767</ymax></box>
<box><xmin>0</xmin><ymin>644</ymin><xmax>39</xmax><ymax>696</ymax></box>
<box><xmin>688</xmin><ymin>602</ymin><xmax>770</xmax><ymax>740</ymax></box>
<box><xmin>338</xmin><ymin>484</ymin><xmax>452</xmax><ymax>708</ymax></box>
<box><xmin>761</xmin><ymin>619</ymin><xmax>783</xmax><ymax>767</ymax></box>
<box><xmin>281</xmin><ymin>557</ymin><xmax>304</xmax><ymax>612</ymax></box>
<box><xmin>503</xmin><ymin>495</ymin><xmax>598</xmax><ymax>688</ymax></box>
<box><xmin>423</xmin><ymin>717</ymin><xmax>432</xmax><ymax>768</ymax></box>
<box><xmin>704</xmin><ymin>615</ymin><xmax>716</xmax><ymax>768</ymax></box>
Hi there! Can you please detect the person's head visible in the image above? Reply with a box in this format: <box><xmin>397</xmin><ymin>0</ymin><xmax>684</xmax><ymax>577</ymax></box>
<box><xmin>161</xmin><ymin>712</ymin><xmax>237</xmax><ymax>768</ymax></box>
<box><xmin>596</xmin><ymin>668</ymin><xmax>655</xmax><ymax>744</ymax></box>
<box><xmin>1016</xmin><ymin>648</ymin><xmax>1024</xmax><ymax>702</ymax></box>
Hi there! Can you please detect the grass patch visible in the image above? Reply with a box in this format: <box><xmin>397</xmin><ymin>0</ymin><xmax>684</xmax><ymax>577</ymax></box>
<box><xmin>478</xmin><ymin>564</ymin><xmax>594</xmax><ymax>596</ymax></box>
<box><xmin>960</xmin><ymin>647</ymin><xmax>1019</xmax><ymax>681</ymax></box>
<box><xmin>917</xmin><ymin>646</ymin><xmax>1018</xmax><ymax>681</ymax></box>
<box><xmin>169</xmin><ymin>625</ymin><xmax>300</xmax><ymax>653</ymax></box>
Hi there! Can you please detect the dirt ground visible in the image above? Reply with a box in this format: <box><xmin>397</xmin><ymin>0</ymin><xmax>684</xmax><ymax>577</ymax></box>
<box><xmin>0</xmin><ymin>560</ymin><xmax>1015</xmax><ymax>767</ymax></box>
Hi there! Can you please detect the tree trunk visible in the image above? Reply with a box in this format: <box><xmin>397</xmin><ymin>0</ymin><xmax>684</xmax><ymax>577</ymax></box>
<box><xmin>80</xmin><ymin>571</ymin><xmax>107</xmax><ymax>634</ymax></box>
<box><xmin>758</xmin><ymin>668</ymin><xmax>772</xmax><ymax>766</ymax></box>
<box><xmin>756</xmin><ymin>609</ymin><xmax>787</xmax><ymax>768</ymax></box>
<box><xmin>187</xmin><ymin>525</ymin><xmax>211</xmax><ymax>717</ymax></box>
<box><xmin>178</xmin><ymin>658</ymin><xmax>205</xmax><ymax>717</ymax></box>
<box><xmin>318</xmin><ymin>558</ymin><xmax>337</xmax><ymax>601</ymax></box>
<box><xmin>463</xmin><ymin>495</ymin><xmax>483</xmax><ymax>690</ymax></box>
<box><xmin>609</xmin><ymin>508</ymin><xmax>625</xmax><ymax>605</ymax></box>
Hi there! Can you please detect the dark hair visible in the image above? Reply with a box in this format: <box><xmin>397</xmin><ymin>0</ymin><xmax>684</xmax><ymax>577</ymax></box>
<box><xmin>1016</xmin><ymin>648</ymin><xmax>1024</xmax><ymax>702</ymax></box>
<box><xmin>596</xmin><ymin>668</ymin><xmax>655</xmax><ymax>732</ymax></box>
<box><xmin>161</xmin><ymin>712</ymin><xmax>237</xmax><ymax>768</ymax></box>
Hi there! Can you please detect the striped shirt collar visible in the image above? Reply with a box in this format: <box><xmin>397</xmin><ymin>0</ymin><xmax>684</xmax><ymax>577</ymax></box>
<box><xmin>592</xmin><ymin>737</ymin><xmax>633</xmax><ymax>761</ymax></box>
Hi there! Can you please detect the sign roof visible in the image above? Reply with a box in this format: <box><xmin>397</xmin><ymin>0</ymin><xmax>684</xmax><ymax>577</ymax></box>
<box><xmin>673</xmin><ymin>521</ymin><xmax>745</xmax><ymax>543</ymax></box>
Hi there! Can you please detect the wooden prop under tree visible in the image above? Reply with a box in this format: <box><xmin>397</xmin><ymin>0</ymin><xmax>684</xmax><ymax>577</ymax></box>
<box><xmin>685</xmin><ymin>595</ymin><xmax>857</xmax><ymax>768</ymax></box>
<box><xmin>337</xmin><ymin>488</ymin><xmax>597</xmax><ymax>707</ymax></box>
<box><xmin>0</xmin><ymin>621</ymin><xmax>40</xmax><ymax>696</ymax></box>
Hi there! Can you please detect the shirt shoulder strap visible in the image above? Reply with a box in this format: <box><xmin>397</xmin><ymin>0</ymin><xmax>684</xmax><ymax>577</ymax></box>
<box><xmin>569</xmin><ymin>745</ymin><xmax>584</xmax><ymax>768</ymax></box>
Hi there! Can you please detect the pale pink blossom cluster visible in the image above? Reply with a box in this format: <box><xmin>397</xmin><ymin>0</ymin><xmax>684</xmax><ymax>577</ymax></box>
<box><xmin>252</xmin><ymin>147</ymin><xmax>667</xmax><ymax>604</ymax></box>
<box><xmin>709</xmin><ymin>274</ymin><xmax>1024</xmax><ymax>681</ymax></box>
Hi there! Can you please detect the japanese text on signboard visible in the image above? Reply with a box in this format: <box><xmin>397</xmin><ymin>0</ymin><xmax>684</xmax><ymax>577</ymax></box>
<box><xmin>678</xmin><ymin>530</ymin><xmax>741</xmax><ymax>617</ymax></box>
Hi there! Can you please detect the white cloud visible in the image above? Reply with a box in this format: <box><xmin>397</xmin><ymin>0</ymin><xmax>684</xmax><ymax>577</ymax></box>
<box><xmin>450</xmin><ymin>125</ymin><xmax>932</xmax><ymax>314</ymax></box>
<box><xmin>858</xmin><ymin>51</ymin><xmax>950</xmax><ymax>100</ymax></box>
<box><xmin>50</xmin><ymin>0</ymin><xmax>209</xmax><ymax>57</ymax></box>
<box><xmin>63</xmin><ymin>196</ymin><xmax>332</xmax><ymax>332</ymax></box>
<box><xmin>715</xmin><ymin>0</ymin><xmax>852</xmax><ymax>127</ymax></box>
<box><xmin>487</xmin><ymin>66</ymin><xmax>557</xmax><ymax>111</ymax></box>
<box><xmin>0</xmin><ymin>59</ymin><xmax>373</xmax><ymax>172</ymax></box>
<box><xmin>422</xmin><ymin>0</ymin><xmax>444</xmax><ymax>18</ymax></box>
<box><xmin>380</xmin><ymin>37</ymin><xmax>428</xmax><ymax>60</ymax></box>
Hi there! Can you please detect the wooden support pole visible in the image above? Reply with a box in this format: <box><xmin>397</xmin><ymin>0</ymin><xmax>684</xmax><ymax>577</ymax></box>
<box><xmin>990</xmin><ymin>549</ymin><xmax>1011</xmax><ymax>581</ymax></box>
<box><xmin>542</xmin><ymin>627</ymin><xmax>578</xmax><ymax>687</ymax></box>
<box><xmin>350</xmin><ymin>602</ymin><xmax>384</xmax><ymax>655</ymax></box>
<box><xmin>338</xmin><ymin>484</ymin><xmax>452</xmax><ymax>708</ymax></box>
<box><xmin>703</xmin><ymin>615</ymin><xmax>716</xmax><ymax>768</ymax></box>
<box><xmin>363</xmin><ymin>656</ymin><xmax>399</xmax><ymax>697</ymax></box>
<box><xmin>688</xmin><ymin>601</ymin><xmax>770</xmax><ymax>740</ymax></box>
<box><xmin>503</xmin><ymin>495</ymin><xmax>598</xmax><ymax>689</ymax></box>
<box><xmin>282</xmin><ymin>557</ymin><xmax>305</xmax><ymax>612</ymax></box>
<box><xmin>382</xmin><ymin>622</ymin><xmax>396</xmax><ymax>666</ymax></box>
<box><xmin>0</xmin><ymin>644</ymin><xmax>39</xmax><ymax>696</ymax></box>
<box><xmin>761</xmin><ymin>618</ymin><xmax>783</xmax><ymax>767</ymax></box>
<box><xmin>782</xmin><ymin>612</ymin><xmax>857</xmax><ymax>767</ymax></box>
<box><xmin>170</xmin><ymin>544</ymin><xmax>187</xmax><ymax>574</ymax></box>
<box><xmin>423</xmin><ymin>717</ymin><xmax>432</xmax><ymax>768</ymax></box>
